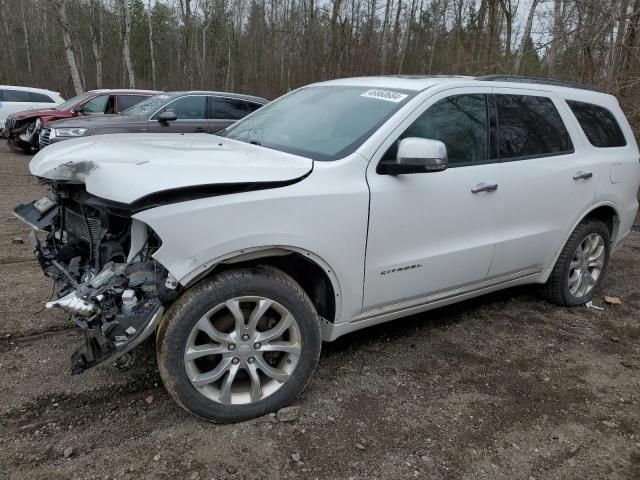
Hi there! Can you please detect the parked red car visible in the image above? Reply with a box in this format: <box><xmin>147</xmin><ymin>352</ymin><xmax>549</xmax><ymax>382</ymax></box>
<box><xmin>2</xmin><ymin>89</ymin><xmax>159</xmax><ymax>154</ymax></box>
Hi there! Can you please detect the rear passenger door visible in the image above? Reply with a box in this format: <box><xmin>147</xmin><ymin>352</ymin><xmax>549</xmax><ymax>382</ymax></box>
<box><xmin>489</xmin><ymin>89</ymin><xmax>596</xmax><ymax>278</ymax></box>
<box><xmin>209</xmin><ymin>97</ymin><xmax>252</xmax><ymax>133</ymax></box>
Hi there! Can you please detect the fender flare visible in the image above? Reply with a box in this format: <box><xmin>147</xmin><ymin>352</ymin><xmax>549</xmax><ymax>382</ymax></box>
<box><xmin>542</xmin><ymin>201</ymin><xmax>620</xmax><ymax>282</ymax></box>
<box><xmin>177</xmin><ymin>244</ymin><xmax>344</xmax><ymax>321</ymax></box>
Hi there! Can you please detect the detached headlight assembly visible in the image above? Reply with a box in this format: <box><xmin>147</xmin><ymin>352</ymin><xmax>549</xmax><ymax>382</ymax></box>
<box><xmin>55</xmin><ymin>127</ymin><xmax>88</xmax><ymax>137</ymax></box>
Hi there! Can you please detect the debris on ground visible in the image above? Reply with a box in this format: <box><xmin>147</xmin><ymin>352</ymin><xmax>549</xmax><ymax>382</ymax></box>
<box><xmin>144</xmin><ymin>395</ymin><xmax>154</xmax><ymax>405</ymax></box>
<box><xmin>604</xmin><ymin>296</ymin><xmax>622</xmax><ymax>305</ymax></box>
<box><xmin>11</xmin><ymin>236</ymin><xmax>23</xmax><ymax>245</ymax></box>
<box><xmin>291</xmin><ymin>452</ymin><xmax>301</xmax><ymax>463</ymax></box>
<box><xmin>585</xmin><ymin>300</ymin><xmax>604</xmax><ymax>311</ymax></box>
<box><xmin>276</xmin><ymin>405</ymin><xmax>300</xmax><ymax>422</ymax></box>
<box><xmin>63</xmin><ymin>447</ymin><xmax>75</xmax><ymax>459</ymax></box>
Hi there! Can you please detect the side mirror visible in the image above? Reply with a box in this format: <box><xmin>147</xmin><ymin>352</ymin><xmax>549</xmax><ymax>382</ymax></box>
<box><xmin>378</xmin><ymin>137</ymin><xmax>448</xmax><ymax>175</ymax></box>
<box><xmin>158</xmin><ymin>111</ymin><xmax>177</xmax><ymax>123</ymax></box>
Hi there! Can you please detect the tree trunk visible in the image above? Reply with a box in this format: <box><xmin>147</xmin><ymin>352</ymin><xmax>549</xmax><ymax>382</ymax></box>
<box><xmin>147</xmin><ymin>0</ymin><xmax>157</xmax><ymax>89</ymax></box>
<box><xmin>89</xmin><ymin>0</ymin><xmax>103</xmax><ymax>88</ymax></box>
<box><xmin>180</xmin><ymin>0</ymin><xmax>193</xmax><ymax>88</ymax></box>
<box><xmin>514</xmin><ymin>0</ymin><xmax>539</xmax><ymax>74</ymax></box>
<box><xmin>20</xmin><ymin>0</ymin><xmax>33</xmax><ymax>82</ymax></box>
<box><xmin>120</xmin><ymin>0</ymin><xmax>135</xmax><ymax>88</ymax></box>
<box><xmin>55</xmin><ymin>0</ymin><xmax>83</xmax><ymax>95</ymax></box>
<box><xmin>548</xmin><ymin>0</ymin><xmax>563</xmax><ymax>76</ymax></box>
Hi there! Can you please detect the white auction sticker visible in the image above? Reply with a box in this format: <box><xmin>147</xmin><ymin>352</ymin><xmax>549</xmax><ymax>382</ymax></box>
<box><xmin>361</xmin><ymin>89</ymin><xmax>408</xmax><ymax>103</ymax></box>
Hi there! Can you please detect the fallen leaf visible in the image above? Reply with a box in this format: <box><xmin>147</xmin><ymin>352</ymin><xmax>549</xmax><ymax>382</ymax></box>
<box><xmin>604</xmin><ymin>296</ymin><xmax>622</xmax><ymax>305</ymax></box>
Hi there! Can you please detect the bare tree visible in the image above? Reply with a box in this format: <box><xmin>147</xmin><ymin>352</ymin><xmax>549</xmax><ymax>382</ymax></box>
<box><xmin>89</xmin><ymin>0</ymin><xmax>103</xmax><ymax>88</ymax></box>
<box><xmin>52</xmin><ymin>0</ymin><xmax>84</xmax><ymax>94</ymax></box>
<box><xmin>514</xmin><ymin>0</ymin><xmax>539</xmax><ymax>74</ymax></box>
<box><xmin>118</xmin><ymin>0</ymin><xmax>135</xmax><ymax>88</ymax></box>
<box><xmin>147</xmin><ymin>0</ymin><xmax>156</xmax><ymax>89</ymax></box>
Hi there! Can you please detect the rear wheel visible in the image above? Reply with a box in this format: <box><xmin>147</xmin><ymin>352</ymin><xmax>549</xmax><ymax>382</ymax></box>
<box><xmin>157</xmin><ymin>267</ymin><xmax>322</xmax><ymax>423</ymax></box>
<box><xmin>543</xmin><ymin>219</ymin><xmax>610</xmax><ymax>306</ymax></box>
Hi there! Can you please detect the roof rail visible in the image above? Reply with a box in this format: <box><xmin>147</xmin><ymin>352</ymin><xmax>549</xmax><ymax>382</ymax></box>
<box><xmin>476</xmin><ymin>75</ymin><xmax>599</xmax><ymax>92</ymax></box>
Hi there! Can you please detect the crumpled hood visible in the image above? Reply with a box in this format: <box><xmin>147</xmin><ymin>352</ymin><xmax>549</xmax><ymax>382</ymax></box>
<box><xmin>29</xmin><ymin>133</ymin><xmax>313</xmax><ymax>205</ymax></box>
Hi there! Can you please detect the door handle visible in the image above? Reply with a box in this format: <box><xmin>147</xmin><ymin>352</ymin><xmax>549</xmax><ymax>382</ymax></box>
<box><xmin>573</xmin><ymin>171</ymin><xmax>593</xmax><ymax>180</ymax></box>
<box><xmin>471</xmin><ymin>183</ymin><xmax>498</xmax><ymax>194</ymax></box>
<box><xmin>195</xmin><ymin>127</ymin><xmax>205</xmax><ymax>132</ymax></box>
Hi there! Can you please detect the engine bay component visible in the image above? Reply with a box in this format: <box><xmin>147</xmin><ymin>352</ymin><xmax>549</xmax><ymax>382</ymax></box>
<box><xmin>13</xmin><ymin>183</ymin><xmax>176</xmax><ymax>374</ymax></box>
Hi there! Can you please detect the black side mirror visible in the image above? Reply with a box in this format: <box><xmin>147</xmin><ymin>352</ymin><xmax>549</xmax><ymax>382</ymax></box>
<box><xmin>378</xmin><ymin>138</ymin><xmax>448</xmax><ymax>175</ymax></box>
<box><xmin>158</xmin><ymin>111</ymin><xmax>177</xmax><ymax>123</ymax></box>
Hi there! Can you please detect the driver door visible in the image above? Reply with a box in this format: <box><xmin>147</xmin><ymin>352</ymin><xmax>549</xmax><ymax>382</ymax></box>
<box><xmin>363</xmin><ymin>87</ymin><xmax>501</xmax><ymax>310</ymax></box>
<box><xmin>148</xmin><ymin>95</ymin><xmax>209</xmax><ymax>133</ymax></box>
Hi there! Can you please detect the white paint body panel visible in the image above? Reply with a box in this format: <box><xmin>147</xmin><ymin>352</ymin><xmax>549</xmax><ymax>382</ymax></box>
<box><xmin>26</xmin><ymin>77</ymin><xmax>640</xmax><ymax>341</ymax></box>
<box><xmin>29</xmin><ymin>134</ymin><xmax>312</xmax><ymax>204</ymax></box>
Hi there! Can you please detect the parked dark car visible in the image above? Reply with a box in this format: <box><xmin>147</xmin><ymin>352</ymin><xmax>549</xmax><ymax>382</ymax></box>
<box><xmin>39</xmin><ymin>91</ymin><xmax>268</xmax><ymax>149</ymax></box>
<box><xmin>3</xmin><ymin>89</ymin><xmax>160</xmax><ymax>154</ymax></box>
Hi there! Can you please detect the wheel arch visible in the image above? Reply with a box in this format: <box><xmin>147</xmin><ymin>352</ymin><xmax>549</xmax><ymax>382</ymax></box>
<box><xmin>181</xmin><ymin>246</ymin><xmax>342</xmax><ymax>324</ymax></box>
<box><xmin>544</xmin><ymin>202</ymin><xmax>620</xmax><ymax>281</ymax></box>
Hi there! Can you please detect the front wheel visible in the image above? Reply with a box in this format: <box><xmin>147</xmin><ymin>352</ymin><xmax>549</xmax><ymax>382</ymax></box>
<box><xmin>543</xmin><ymin>219</ymin><xmax>611</xmax><ymax>306</ymax></box>
<box><xmin>157</xmin><ymin>267</ymin><xmax>322</xmax><ymax>423</ymax></box>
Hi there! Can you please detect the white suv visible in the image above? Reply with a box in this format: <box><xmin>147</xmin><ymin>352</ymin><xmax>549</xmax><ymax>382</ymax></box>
<box><xmin>0</xmin><ymin>85</ymin><xmax>64</xmax><ymax>131</ymax></box>
<box><xmin>14</xmin><ymin>76</ymin><xmax>640</xmax><ymax>422</ymax></box>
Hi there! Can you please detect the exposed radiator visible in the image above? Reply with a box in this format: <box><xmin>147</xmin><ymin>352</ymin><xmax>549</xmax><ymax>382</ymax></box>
<box><xmin>64</xmin><ymin>208</ymin><xmax>102</xmax><ymax>246</ymax></box>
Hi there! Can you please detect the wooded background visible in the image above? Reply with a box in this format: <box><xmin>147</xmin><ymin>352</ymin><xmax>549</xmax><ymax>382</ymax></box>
<box><xmin>1</xmin><ymin>0</ymin><xmax>640</xmax><ymax>132</ymax></box>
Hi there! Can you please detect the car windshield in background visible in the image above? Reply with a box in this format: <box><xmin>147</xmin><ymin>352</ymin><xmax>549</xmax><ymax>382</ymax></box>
<box><xmin>54</xmin><ymin>94</ymin><xmax>86</xmax><ymax>110</ymax></box>
<box><xmin>121</xmin><ymin>94</ymin><xmax>171</xmax><ymax>116</ymax></box>
<box><xmin>219</xmin><ymin>86</ymin><xmax>415</xmax><ymax>160</ymax></box>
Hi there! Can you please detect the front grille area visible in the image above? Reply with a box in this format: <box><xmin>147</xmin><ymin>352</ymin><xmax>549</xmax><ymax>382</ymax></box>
<box><xmin>39</xmin><ymin>128</ymin><xmax>51</xmax><ymax>148</ymax></box>
<box><xmin>64</xmin><ymin>207</ymin><xmax>102</xmax><ymax>246</ymax></box>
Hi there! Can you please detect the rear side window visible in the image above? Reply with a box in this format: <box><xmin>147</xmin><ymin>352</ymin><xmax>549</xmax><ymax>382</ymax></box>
<box><xmin>567</xmin><ymin>100</ymin><xmax>626</xmax><ymax>147</ymax></box>
<box><xmin>496</xmin><ymin>95</ymin><xmax>573</xmax><ymax>159</ymax></box>
<box><xmin>212</xmin><ymin>98</ymin><xmax>250</xmax><ymax>120</ymax></box>
<box><xmin>29</xmin><ymin>92</ymin><xmax>56</xmax><ymax>103</ymax></box>
<box><xmin>118</xmin><ymin>95</ymin><xmax>147</xmax><ymax>112</ymax></box>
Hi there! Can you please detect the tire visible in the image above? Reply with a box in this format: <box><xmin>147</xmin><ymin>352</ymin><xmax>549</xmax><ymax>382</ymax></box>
<box><xmin>543</xmin><ymin>219</ymin><xmax>611</xmax><ymax>306</ymax></box>
<box><xmin>157</xmin><ymin>267</ymin><xmax>322</xmax><ymax>423</ymax></box>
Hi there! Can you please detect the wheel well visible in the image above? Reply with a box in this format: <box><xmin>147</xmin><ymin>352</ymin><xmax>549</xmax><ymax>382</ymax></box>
<box><xmin>583</xmin><ymin>205</ymin><xmax>618</xmax><ymax>239</ymax></box>
<box><xmin>211</xmin><ymin>251</ymin><xmax>337</xmax><ymax>323</ymax></box>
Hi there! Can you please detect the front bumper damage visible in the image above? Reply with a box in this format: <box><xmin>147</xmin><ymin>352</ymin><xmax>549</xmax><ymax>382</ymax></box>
<box><xmin>14</xmin><ymin>193</ymin><xmax>176</xmax><ymax>374</ymax></box>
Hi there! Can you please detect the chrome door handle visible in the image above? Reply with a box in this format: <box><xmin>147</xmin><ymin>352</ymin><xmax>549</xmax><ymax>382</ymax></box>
<box><xmin>573</xmin><ymin>171</ymin><xmax>593</xmax><ymax>180</ymax></box>
<box><xmin>471</xmin><ymin>183</ymin><xmax>498</xmax><ymax>194</ymax></box>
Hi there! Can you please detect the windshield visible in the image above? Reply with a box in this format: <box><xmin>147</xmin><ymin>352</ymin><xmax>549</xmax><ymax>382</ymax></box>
<box><xmin>54</xmin><ymin>94</ymin><xmax>87</xmax><ymax>110</ymax></box>
<box><xmin>121</xmin><ymin>94</ymin><xmax>171</xmax><ymax>116</ymax></box>
<box><xmin>218</xmin><ymin>86</ymin><xmax>415</xmax><ymax>160</ymax></box>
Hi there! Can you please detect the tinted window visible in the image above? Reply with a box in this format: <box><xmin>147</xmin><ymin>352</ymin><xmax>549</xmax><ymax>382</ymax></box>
<box><xmin>213</xmin><ymin>98</ymin><xmax>249</xmax><ymax>120</ymax></box>
<box><xmin>567</xmin><ymin>100</ymin><xmax>626</xmax><ymax>147</ymax></box>
<box><xmin>118</xmin><ymin>95</ymin><xmax>147</xmax><ymax>112</ymax></box>
<box><xmin>3</xmin><ymin>89</ymin><xmax>34</xmax><ymax>102</ymax></box>
<box><xmin>496</xmin><ymin>95</ymin><xmax>573</xmax><ymax>159</ymax></box>
<box><xmin>399</xmin><ymin>94</ymin><xmax>488</xmax><ymax>164</ymax></box>
<box><xmin>156</xmin><ymin>95</ymin><xmax>206</xmax><ymax>119</ymax></box>
<box><xmin>29</xmin><ymin>92</ymin><xmax>56</xmax><ymax>103</ymax></box>
<box><xmin>246</xmin><ymin>102</ymin><xmax>263</xmax><ymax>113</ymax></box>
<box><xmin>80</xmin><ymin>95</ymin><xmax>109</xmax><ymax>113</ymax></box>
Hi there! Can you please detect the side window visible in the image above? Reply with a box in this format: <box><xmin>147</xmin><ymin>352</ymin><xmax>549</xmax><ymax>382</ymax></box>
<box><xmin>118</xmin><ymin>95</ymin><xmax>147</xmax><ymax>112</ymax></box>
<box><xmin>246</xmin><ymin>102</ymin><xmax>263</xmax><ymax>113</ymax></box>
<box><xmin>567</xmin><ymin>100</ymin><xmax>626</xmax><ymax>148</ymax></box>
<box><xmin>396</xmin><ymin>94</ymin><xmax>488</xmax><ymax>165</ymax></box>
<box><xmin>496</xmin><ymin>95</ymin><xmax>573</xmax><ymax>159</ymax></box>
<box><xmin>212</xmin><ymin>98</ymin><xmax>249</xmax><ymax>120</ymax></box>
<box><xmin>29</xmin><ymin>92</ymin><xmax>56</xmax><ymax>103</ymax></box>
<box><xmin>3</xmin><ymin>89</ymin><xmax>33</xmax><ymax>102</ymax></box>
<box><xmin>156</xmin><ymin>96</ymin><xmax>206</xmax><ymax>119</ymax></box>
<box><xmin>80</xmin><ymin>95</ymin><xmax>109</xmax><ymax>113</ymax></box>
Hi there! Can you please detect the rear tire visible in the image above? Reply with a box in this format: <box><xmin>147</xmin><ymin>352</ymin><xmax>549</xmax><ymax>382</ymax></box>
<box><xmin>157</xmin><ymin>267</ymin><xmax>322</xmax><ymax>423</ymax></box>
<box><xmin>543</xmin><ymin>219</ymin><xmax>610</xmax><ymax>306</ymax></box>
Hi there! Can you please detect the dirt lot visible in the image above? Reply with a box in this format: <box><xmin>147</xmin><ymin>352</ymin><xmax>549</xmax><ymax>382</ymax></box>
<box><xmin>0</xmin><ymin>141</ymin><xmax>639</xmax><ymax>480</ymax></box>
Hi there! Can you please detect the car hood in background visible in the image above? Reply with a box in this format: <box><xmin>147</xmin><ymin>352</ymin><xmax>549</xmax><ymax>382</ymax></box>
<box><xmin>8</xmin><ymin>107</ymin><xmax>65</xmax><ymax>121</ymax></box>
<box><xmin>48</xmin><ymin>114</ymin><xmax>145</xmax><ymax>129</ymax></box>
<box><xmin>29</xmin><ymin>133</ymin><xmax>313</xmax><ymax>205</ymax></box>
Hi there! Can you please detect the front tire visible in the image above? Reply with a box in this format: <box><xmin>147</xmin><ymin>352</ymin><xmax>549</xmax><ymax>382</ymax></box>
<box><xmin>157</xmin><ymin>267</ymin><xmax>322</xmax><ymax>423</ymax></box>
<box><xmin>543</xmin><ymin>219</ymin><xmax>611</xmax><ymax>306</ymax></box>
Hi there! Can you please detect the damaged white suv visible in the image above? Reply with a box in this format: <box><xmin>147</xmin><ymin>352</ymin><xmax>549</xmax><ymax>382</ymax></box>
<box><xmin>15</xmin><ymin>76</ymin><xmax>640</xmax><ymax>422</ymax></box>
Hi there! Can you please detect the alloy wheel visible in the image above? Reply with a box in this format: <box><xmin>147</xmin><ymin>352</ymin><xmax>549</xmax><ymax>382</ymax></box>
<box><xmin>184</xmin><ymin>296</ymin><xmax>301</xmax><ymax>405</ymax></box>
<box><xmin>567</xmin><ymin>233</ymin><xmax>606</xmax><ymax>298</ymax></box>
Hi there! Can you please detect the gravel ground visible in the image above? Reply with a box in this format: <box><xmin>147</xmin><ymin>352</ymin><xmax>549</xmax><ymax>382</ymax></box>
<box><xmin>0</xmin><ymin>141</ymin><xmax>639</xmax><ymax>480</ymax></box>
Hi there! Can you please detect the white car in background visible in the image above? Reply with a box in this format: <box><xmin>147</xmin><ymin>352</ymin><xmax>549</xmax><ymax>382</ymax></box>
<box><xmin>0</xmin><ymin>85</ymin><xmax>64</xmax><ymax>132</ymax></box>
<box><xmin>14</xmin><ymin>75</ymin><xmax>640</xmax><ymax>423</ymax></box>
